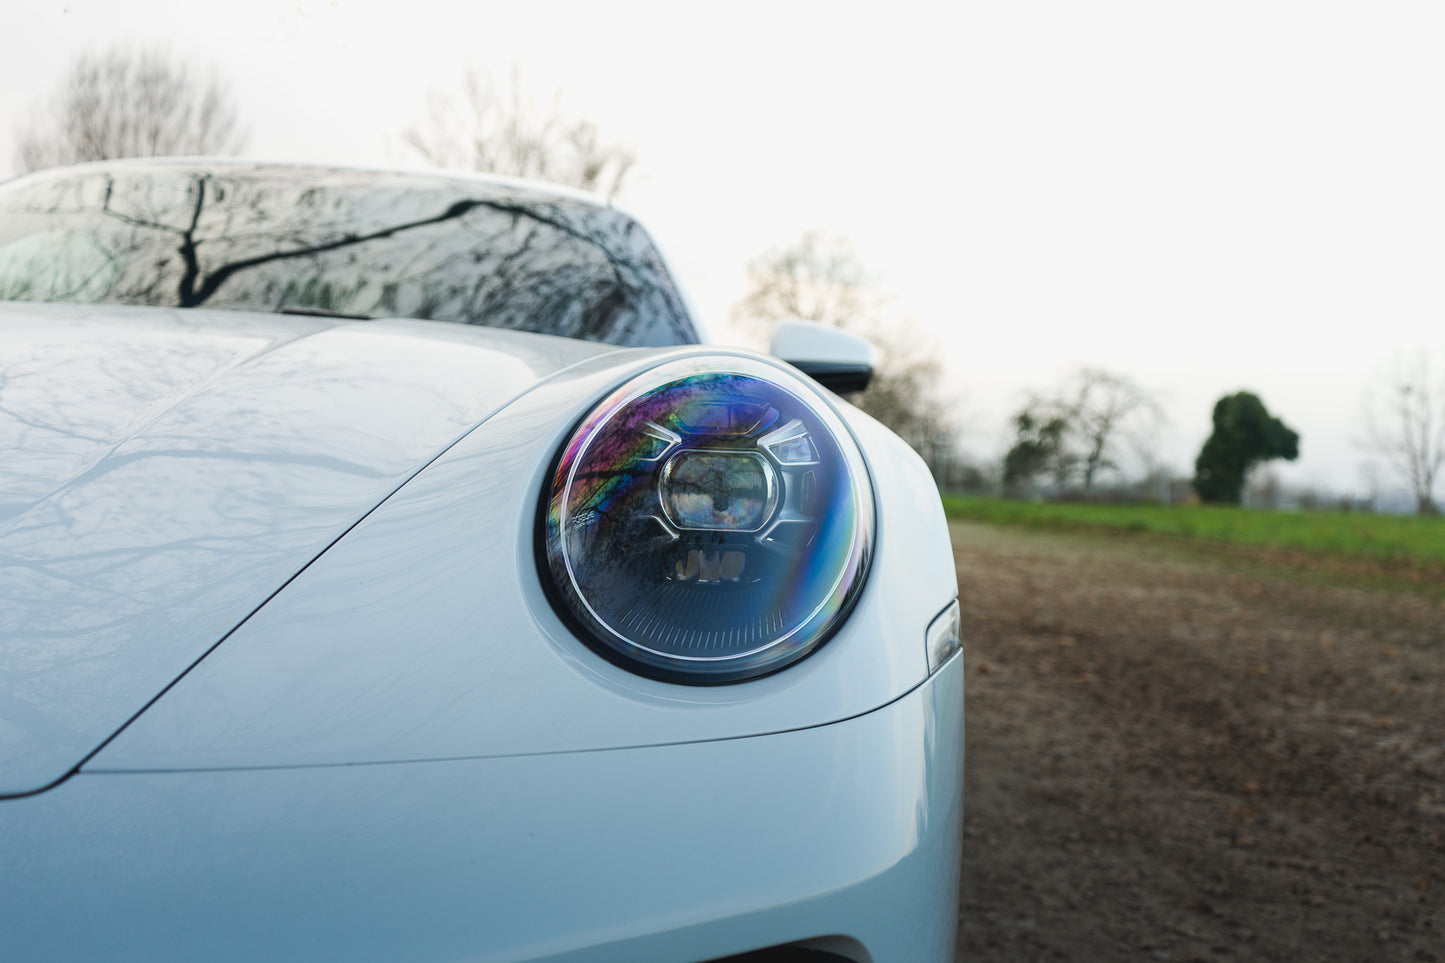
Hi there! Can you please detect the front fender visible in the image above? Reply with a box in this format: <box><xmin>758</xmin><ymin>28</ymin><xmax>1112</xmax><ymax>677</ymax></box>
<box><xmin>92</xmin><ymin>348</ymin><xmax>959</xmax><ymax>771</ymax></box>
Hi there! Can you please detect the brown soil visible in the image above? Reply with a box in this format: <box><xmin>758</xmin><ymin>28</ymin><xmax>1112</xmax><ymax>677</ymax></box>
<box><xmin>953</xmin><ymin>521</ymin><xmax>1445</xmax><ymax>963</ymax></box>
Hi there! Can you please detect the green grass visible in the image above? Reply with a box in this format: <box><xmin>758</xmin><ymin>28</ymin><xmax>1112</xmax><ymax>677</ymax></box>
<box><xmin>941</xmin><ymin>496</ymin><xmax>1445</xmax><ymax>567</ymax></box>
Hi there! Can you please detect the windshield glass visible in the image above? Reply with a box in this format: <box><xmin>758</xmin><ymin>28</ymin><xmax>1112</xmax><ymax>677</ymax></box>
<box><xmin>0</xmin><ymin>163</ymin><xmax>698</xmax><ymax>348</ymax></box>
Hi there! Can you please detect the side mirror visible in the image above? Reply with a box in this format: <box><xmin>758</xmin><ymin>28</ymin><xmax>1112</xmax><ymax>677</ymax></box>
<box><xmin>769</xmin><ymin>320</ymin><xmax>876</xmax><ymax>394</ymax></box>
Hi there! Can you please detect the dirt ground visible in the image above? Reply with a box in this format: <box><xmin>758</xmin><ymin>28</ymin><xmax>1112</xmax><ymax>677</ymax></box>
<box><xmin>952</xmin><ymin>521</ymin><xmax>1445</xmax><ymax>962</ymax></box>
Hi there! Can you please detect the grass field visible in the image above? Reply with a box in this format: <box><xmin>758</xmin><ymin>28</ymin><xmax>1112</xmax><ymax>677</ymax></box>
<box><xmin>940</xmin><ymin>496</ymin><xmax>1445</xmax><ymax>567</ymax></box>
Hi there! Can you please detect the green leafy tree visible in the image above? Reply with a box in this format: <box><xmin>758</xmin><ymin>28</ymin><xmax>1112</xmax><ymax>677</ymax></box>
<box><xmin>1192</xmin><ymin>392</ymin><xmax>1299</xmax><ymax>504</ymax></box>
<box><xmin>1005</xmin><ymin>407</ymin><xmax>1075</xmax><ymax>491</ymax></box>
<box><xmin>1003</xmin><ymin>409</ymin><xmax>1072</xmax><ymax>490</ymax></box>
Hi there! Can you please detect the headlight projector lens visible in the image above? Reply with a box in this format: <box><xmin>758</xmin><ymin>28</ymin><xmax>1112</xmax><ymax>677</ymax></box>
<box><xmin>541</xmin><ymin>357</ymin><xmax>874</xmax><ymax>683</ymax></box>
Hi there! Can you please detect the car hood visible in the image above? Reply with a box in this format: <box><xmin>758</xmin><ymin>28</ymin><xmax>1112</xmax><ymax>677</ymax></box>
<box><xmin>0</xmin><ymin>302</ymin><xmax>615</xmax><ymax>797</ymax></box>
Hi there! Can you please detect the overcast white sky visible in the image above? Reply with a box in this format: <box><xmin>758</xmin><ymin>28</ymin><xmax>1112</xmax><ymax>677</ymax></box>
<box><xmin>3</xmin><ymin>0</ymin><xmax>1442</xmax><ymax>496</ymax></box>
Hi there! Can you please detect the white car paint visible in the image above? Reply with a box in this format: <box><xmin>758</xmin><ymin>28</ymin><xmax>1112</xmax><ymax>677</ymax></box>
<box><xmin>0</xmin><ymin>303</ymin><xmax>615</xmax><ymax>797</ymax></box>
<box><xmin>769</xmin><ymin>318</ymin><xmax>878</xmax><ymax>372</ymax></box>
<box><xmin>3</xmin><ymin>657</ymin><xmax>963</xmax><ymax>962</ymax></box>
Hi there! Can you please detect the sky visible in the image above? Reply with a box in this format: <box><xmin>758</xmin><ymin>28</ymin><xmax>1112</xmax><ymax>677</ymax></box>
<box><xmin>2</xmin><ymin>0</ymin><xmax>1442</xmax><ymax>498</ymax></box>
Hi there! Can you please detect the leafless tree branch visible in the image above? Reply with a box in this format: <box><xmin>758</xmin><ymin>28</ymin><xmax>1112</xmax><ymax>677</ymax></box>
<box><xmin>403</xmin><ymin>65</ymin><xmax>638</xmax><ymax>201</ymax></box>
<box><xmin>1365</xmin><ymin>351</ymin><xmax>1445</xmax><ymax>515</ymax></box>
<box><xmin>733</xmin><ymin>231</ymin><xmax>880</xmax><ymax>336</ymax></box>
<box><xmin>1006</xmin><ymin>368</ymin><xmax>1164</xmax><ymax>498</ymax></box>
<box><xmin>732</xmin><ymin>230</ymin><xmax>959</xmax><ymax>463</ymax></box>
<box><xmin>1068</xmin><ymin>367</ymin><xmax>1164</xmax><ymax>496</ymax></box>
<box><xmin>13</xmin><ymin>48</ymin><xmax>247</xmax><ymax>172</ymax></box>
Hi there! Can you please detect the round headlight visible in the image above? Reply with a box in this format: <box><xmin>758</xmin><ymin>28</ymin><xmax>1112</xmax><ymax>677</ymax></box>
<box><xmin>540</xmin><ymin>356</ymin><xmax>874</xmax><ymax>684</ymax></box>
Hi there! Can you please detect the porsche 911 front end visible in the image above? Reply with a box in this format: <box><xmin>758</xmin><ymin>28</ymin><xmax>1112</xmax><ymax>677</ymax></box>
<box><xmin>0</xmin><ymin>161</ymin><xmax>962</xmax><ymax>962</ymax></box>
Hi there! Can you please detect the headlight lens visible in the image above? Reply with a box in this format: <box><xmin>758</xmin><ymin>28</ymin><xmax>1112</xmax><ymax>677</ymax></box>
<box><xmin>541</xmin><ymin>357</ymin><xmax>873</xmax><ymax>683</ymax></box>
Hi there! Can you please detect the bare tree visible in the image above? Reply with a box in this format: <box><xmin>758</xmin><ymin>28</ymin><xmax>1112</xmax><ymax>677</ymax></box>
<box><xmin>404</xmin><ymin>66</ymin><xmax>637</xmax><ymax>200</ymax></box>
<box><xmin>854</xmin><ymin>315</ymin><xmax>955</xmax><ymax>458</ymax></box>
<box><xmin>1005</xmin><ymin>367</ymin><xmax>1163</xmax><ymax>498</ymax></box>
<box><xmin>13</xmin><ymin>48</ymin><xmax>247</xmax><ymax>172</ymax></box>
<box><xmin>733</xmin><ymin>231</ymin><xmax>880</xmax><ymax>334</ymax></box>
<box><xmin>1068</xmin><ymin>368</ymin><xmax>1163</xmax><ymax>497</ymax></box>
<box><xmin>732</xmin><ymin>231</ymin><xmax>957</xmax><ymax>462</ymax></box>
<box><xmin>1365</xmin><ymin>352</ymin><xmax>1445</xmax><ymax>515</ymax></box>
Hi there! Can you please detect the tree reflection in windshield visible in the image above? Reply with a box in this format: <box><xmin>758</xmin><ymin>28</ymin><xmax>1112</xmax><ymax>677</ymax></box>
<box><xmin>0</xmin><ymin>163</ymin><xmax>697</xmax><ymax>348</ymax></box>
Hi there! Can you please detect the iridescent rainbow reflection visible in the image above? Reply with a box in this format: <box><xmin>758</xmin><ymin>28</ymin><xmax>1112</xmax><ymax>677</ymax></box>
<box><xmin>542</xmin><ymin>361</ymin><xmax>873</xmax><ymax>684</ymax></box>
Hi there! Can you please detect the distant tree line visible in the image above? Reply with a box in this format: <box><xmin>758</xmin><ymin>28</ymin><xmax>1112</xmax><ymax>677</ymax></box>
<box><xmin>1001</xmin><ymin>381</ymin><xmax>1302</xmax><ymax>507</ymax></box>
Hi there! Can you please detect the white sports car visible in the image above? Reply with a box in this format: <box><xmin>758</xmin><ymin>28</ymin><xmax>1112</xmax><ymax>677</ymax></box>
<box><xmin>0</xmin><ymin>160</ymin><xmax>963</xmax><ymax>962</ymax></box>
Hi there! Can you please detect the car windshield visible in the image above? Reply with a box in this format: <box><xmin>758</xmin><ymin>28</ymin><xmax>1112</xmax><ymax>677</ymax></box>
<box><xmin>0</xmin><ymin>163</ymin><xmax>698</xmax><ymax>348</ymax></box>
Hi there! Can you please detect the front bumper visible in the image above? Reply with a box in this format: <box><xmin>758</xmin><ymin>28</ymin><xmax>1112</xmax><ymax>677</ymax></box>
<box><xmin>0</xmin><ymin>652</ymin><xmax>963</xmax><ymax>962</ymax></box>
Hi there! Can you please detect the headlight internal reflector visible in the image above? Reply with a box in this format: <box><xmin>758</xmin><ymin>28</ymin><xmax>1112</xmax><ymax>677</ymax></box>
<box><xmin>542</xmin><ymin>358</ymin><xmax>873</xmax><ymax>683</ymax></box>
